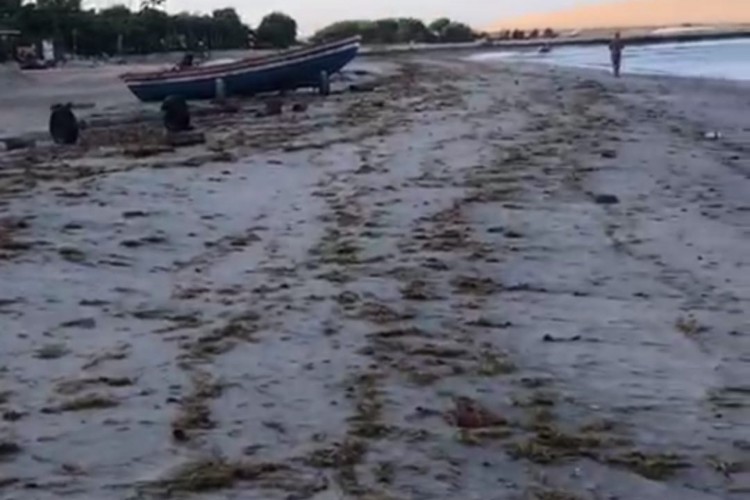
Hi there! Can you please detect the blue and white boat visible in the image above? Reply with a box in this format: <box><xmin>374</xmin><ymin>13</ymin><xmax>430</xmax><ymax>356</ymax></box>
<box><xmin>121</xmin><ymin>36</ymin><xmax>361</xmax><ymax>102</ymax></box>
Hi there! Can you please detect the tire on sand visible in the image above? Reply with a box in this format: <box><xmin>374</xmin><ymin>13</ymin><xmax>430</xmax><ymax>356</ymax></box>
<box><xmin>49</xmin><ymin>103</ymin><xmax>79</xmax><ymax>145</ymax></box>
<box><xmin>161</xmin><ymin>95</ymin><xmax>192</xmax><ymax>132</ymax></box>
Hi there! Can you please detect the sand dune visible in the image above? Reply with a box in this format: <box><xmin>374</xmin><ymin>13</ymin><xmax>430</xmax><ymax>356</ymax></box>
<box><xmin>491</xmin><ymin>0</ymin><xmax>750</xmax><ymax>31</ymax></box>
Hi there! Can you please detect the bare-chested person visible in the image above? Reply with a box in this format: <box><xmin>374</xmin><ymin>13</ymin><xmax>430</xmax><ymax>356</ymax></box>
<box><xmin>609</xmin><ymin>32</ymin><xmax>624</xmax><ymax>77</ymax></box>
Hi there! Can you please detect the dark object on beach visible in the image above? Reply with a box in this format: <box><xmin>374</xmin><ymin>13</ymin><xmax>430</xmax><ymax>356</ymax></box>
<box><xmin>291</xmin><ymin>102</ymin><xmax>307</xmax><ymax>113</ymax></box>
<box><xmin>177</xmin><ymin>53</ymin><xmax>194</xmax><ymax>70</ymax></box>
<box><xmin>166</xmin><ymin>131</ymin><xmax>206</xmax><ymax>147</ymax></box>
<box><xmin>172</xmin><ymin>428</ymin><xmax>188</xmax><ymax>442</ymax></box>
<box><xmin>445</xmin><ymin>397</ymin><xmax>506</xmax><ymax>429</ymax></box>
<box><xmin>349</xmin><ymin>82</ymin><xmax>376</xmax><ymax>93</ymax></box>
<box><xmin>49</xmin><ymin>103</ymin><xmax>79</xmax><ymax>145</ymax></box>
<box><xmin>594</xmin><ymin>194</ymin><xmax>620</xmax><ymax>205</ymax></box>
<box><xmin>265</xmin><ymin>99</ymin><xmax>283</xmax><ymax>116</ymax></box>
<box><xmin>161</xmin><ymin>95</ymin><xmax>192</xmax><ymax>132</ymax></box>
<box><xmin>0</xmin><ymin>440</ymin><xmax>21</xmax><ymax>456</ymax></box>
<box><xmin>2</xmin><ymin>137</ymin><xmax>36</xmax><ymax>151</ymax></box>
<box><xmin>2</xmin><ymin>410</ymin><xmax>25</xmax><ymax>422</ymax></box>
<box><xmin>543</xmin><ymin>333</ymin><xmax>582</xmax><ymax>343</ymax></box>
<box><xmin>538</xmin><ymin>44</ymin><xmax>552</xmax><ymax>54</ymax></box>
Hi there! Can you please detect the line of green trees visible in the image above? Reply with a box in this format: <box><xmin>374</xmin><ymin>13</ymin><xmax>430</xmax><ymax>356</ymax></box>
<box><xmin>311</xmin><ymin>17</ymin><xmax>478</xmax><ymax>44</ymax></box>
<box><xmin>0</xmin><ymin>1</ymin><xmax>296</xmax><ymax>57</ymax></box>
<box><xmin>1</xmin><ymin>2</ymin><xmax>480</xmax><ymax>60</ymax></box>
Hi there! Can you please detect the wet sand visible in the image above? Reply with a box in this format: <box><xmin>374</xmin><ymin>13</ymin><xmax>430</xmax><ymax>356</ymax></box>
<box><xmin>0</xmin><ymin>57</ymin><xmax>749</xmax><ymax>499</ymax></box>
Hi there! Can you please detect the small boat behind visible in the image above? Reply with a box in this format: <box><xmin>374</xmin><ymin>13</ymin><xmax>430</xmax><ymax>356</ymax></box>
<box><xmin>121</xmin><ymin>36</ymin><xmax>361</xmax><ymax>102</ymax></box>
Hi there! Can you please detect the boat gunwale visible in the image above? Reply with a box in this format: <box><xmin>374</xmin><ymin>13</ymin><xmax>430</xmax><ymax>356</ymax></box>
<box><xmin>120</xmin><ymin>36</ymin><xmax>361</xmax><ymax>83</ymax></box>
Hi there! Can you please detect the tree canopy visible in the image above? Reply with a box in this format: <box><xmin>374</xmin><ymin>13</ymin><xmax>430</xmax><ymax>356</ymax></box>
<box><xmin>312</xmin><ymin>17</ymin><xmax>477</xmax><ymax>44</ymax></box>
<box><xmin>1</xmin><ymin>2</ymin><xmax>252</xmax><ymax>56</ymax></box>
<box><xmin>1</xmin><ymin>3</ymin><xmax>479</xmax><ymax>61</ymax></box>
<box><xmin>431</xmin><ymin>19</ymin><xmax>475</xmax><ymax>43</ymax></box>
<box><xmin>255</xmin><ymin>12</ymin><xmax>297</xmax><ymax>49</ymax></box>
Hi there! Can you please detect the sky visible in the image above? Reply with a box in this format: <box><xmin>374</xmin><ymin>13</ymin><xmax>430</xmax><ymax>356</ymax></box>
<box><xmin>93</xmin><ymin>0</ymin><xmax>598</xmax><ymax>35</ymax></box>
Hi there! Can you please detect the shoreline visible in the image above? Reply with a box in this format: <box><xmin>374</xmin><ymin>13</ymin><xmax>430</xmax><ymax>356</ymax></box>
<box><xmin>1</xmin><ymin>54</ymin><xmax>748</xmax><ymax>499</ymax></box>
<box><xmin>469</xmin><ymin>38</ymin><xmax>750</xmax><ymax>83</ymax></box>
<box><xmin>360</xmin><ymin>29</ymin><xmax>750</xmax><ymax>56</ymax></box>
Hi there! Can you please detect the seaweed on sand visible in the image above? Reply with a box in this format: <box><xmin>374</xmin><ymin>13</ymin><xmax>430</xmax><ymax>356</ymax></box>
<box><xmin>49</xmin><ymin>393</ymin><xmax>120</xmax><ymax>413</ymax></box>
<box><xmin>183</xmin><ymin>312</ymin><xmax>260</xmax><ymax>360</ymax></box>
<box><xmin>507</xmin><ymin>426</ymin><xmax>605</xmax><ymax>464</ymax></box>
<box><xmin>476</xmin><ymin>349</ymin><xmax>517</xmax><ymax>376</ymax></box>
<box><xmin>675</xmin><ymin>315</ymin><xmax>708</xmax><ymax>337</ymax></box>
<box><xmin>400</xmin><ymin>279</ymin><xmax>434</xmax><ymax>301</ymax></box>
<box><xmin>34</xmin><ymin>343</ymin><xmax>69</xmax><ymax>360</ymax></box>
<box><xmin>529</xmin><ymin>489</ymin><xmax>584</xmax><ymax>500</ymax></box>
<box><xmin>607</xmin><ymin>451</ymin><xmax>691</xmax><ymax>480</ymax></box>
<box><xmin>305</xmin><ymin>439</ymin><xmax>368</xmax><ymax>469</ymax></box>
<box><xmin>171</xmin><ymin>372</ymin><xmax>225</xmax><ymax>432</ymax></box>
<box><xmin>55</xmin><ymin>376</ymin><xmax>133</xmax><ymax>395</ymax></box>
<box><xmin>146</xmin><ymin>457</ymin><xmax>286</xmax><ymax>495</ymax></box>
<box><xmin>452</xmin><ymin>275</ymin><xmax>501</xmax><ymax>296</ymax></box>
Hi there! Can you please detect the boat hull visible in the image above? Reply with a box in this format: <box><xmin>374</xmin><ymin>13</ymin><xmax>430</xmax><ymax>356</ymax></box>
<box><xmin>121</xmin><ymin>38</ymin><xmax>360</xmax><ymax>102</ymax></box>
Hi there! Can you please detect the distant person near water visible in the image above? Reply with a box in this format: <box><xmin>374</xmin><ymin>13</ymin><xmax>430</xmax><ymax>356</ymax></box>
<box><xmin>609</xmin><ymin>32</ymin><xmax>624</xmax><ymax>77</ymax></box>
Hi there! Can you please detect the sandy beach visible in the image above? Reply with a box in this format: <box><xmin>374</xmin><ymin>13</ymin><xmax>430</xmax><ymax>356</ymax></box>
<box><xmin>0</xmin><ymin>55</ymin><xmax>749</xmax><ymax>499</ymax></box>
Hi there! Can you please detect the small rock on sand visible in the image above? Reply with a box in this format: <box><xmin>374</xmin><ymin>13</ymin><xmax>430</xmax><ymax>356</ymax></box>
<box><xmin>122</xmin><ymin>210</ymin><xmax>149</xmax><ymax>219</ymax></box>
<box><xmin>2</xmin><ymin>410</ymin><xmax>25</xmax><ymax>422</ymax></box>
<box><xmin>445</xmin><ymin>397</ymin><xmax>506</xmax><ymax>429</ymax></box>
<box><xmin>34</xmin><ymin>343</ymin><xmax>70</xmax><ymax>360</ymax></box>
<box><xmin>0</xmin><ymin>441</ymin><xmax>22</xmax><ymax>457</ymax></box>
<box><xmin>59</xmin><ymin>317</ymin><xmax>97</xmax><ymax>329</ymax></box>
<box><xmin>58</xmin><ymin>245</ymin><xmax>87</xmax><ymax>262</ymax></box>
<box><xmin>542</xmin><ymin>334</ymin><xmax>582</xmax><ymax>343</ymax></box>
<box><xmin>172</xmin><ymin>428</ymin><xmax>189</xmax><ymax>442</ymax></box>
<box><xmin>594</xmin><ymin>194</ymin><xmax>620</xmax><ymax>205</ymax></box>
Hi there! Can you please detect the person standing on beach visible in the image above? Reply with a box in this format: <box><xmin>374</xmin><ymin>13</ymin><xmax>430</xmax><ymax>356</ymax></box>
<box><xmin>609</xmin><ymin>32</ymin><xmax>624</xmax><ymax>77</ymax></box>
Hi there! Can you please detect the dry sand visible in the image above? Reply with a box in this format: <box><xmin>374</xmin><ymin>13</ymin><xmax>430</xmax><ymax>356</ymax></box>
<box><xmin>0</xmin><ymin>55</ymin><xmax>749</xmax><ymax>499</ymax></box>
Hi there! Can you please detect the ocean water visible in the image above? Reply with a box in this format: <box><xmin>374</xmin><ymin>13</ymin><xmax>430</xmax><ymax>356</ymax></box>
<box><xmin>471</xmin><ymin>38</ymin><xmax>750</xmax><ymax>81</ymax></box>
